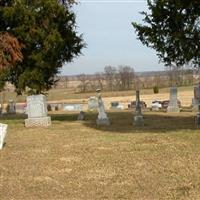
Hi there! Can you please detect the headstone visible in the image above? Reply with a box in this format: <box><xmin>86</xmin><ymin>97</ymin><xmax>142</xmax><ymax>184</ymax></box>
<box><xmin>167</xmin><ymin>87</ymin><xmax>180</xmax><ymax>113</ymax></box>
<box><xmin>0</xmin><ymin>123</ymin><xmax>8</xmax><ymax>150</ymax></box>
<box><xmin>88</xmin><ymin>96</ymin><xmax>98</xmax><ymax>111</ymax></box>
<box><xmin>77</xmin><ymin>111</ymin><xmax>85</xmax><ymax>121</ymax></box>
<box><xmin>63</xmin><ymin>104</ymin><xmax>82</xmax><ymax>111</ymax></box>
<box><xmin>15</xmin><ymin>103</ymin><xmax>26</xmax><ymax>114</ymax></box>
<box><xmin>151</xmin><ymin>100</ymin><xmax>162</xmax><ymax>111</ymax></box>
<box><xmin>7</xmin><ymin>99</ymin><xmax>16</xmax><ymax>114</ymax></box>
<box><xmin>25</xmin><ymin>94</ymin><xmax>51</xmax><ymax>127</ymax></box>
<box><xmin>96</xmin><ymin>89</ymin><xmax>110</xmax><ymax>126</ymax></box>
<box><xmin>192</xmin><ymin>85</ymin><xmax>200</xmax><ymax>112</ymax></box>
<box><xmin>50</xmin><ymin>103</ymin><xmax>59</xmax><ymax>111</ymax></box>
<box><xmin>111</xmin><ymin>101</ymin><xmax>119</xmax><ymax>109</ymax></box>
<box><xmin>133</xmin><ymin>90</ymin><xmax>144</xmax><ymax>126</ymax></box>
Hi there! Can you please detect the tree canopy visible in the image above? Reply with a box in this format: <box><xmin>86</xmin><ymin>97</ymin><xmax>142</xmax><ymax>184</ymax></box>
<box><xmin>132</xmin><ymin>0</ymin><xmax>200</xmax><ymax>69</ymax></box>
<box><xmin>0</xmin><ymin>32</ymin><xmax>23</xmax><ymax>70</ymax></box>
<box><xmin>0</xmin><ymin>0</ymin><xmax>84</xmax><ymax>94</ymax></box>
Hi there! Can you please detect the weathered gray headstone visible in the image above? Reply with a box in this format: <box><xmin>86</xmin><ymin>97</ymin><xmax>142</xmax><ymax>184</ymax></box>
<box><xmin>88</xmin><ymin>96</ymin><xmax>98</xmax><ymax>111</ymax></box>
<box><xmin>192</xmin><ymin>85</ymin><xmax>200</xmax><ymax>112</ymax></box>
<box><xmin>96</xmin><ymin>89</ymin><xmax>110</xmax><ymax>126</ymax></box>
<box><xmin>25</xmin><ymin>95</ymin><xmax>51</xmax><ymax>127</ymax></box>
<box><xmin>7</xmin><ymin>99</ymin><xmax>16</xmax><ymax>114</ymax></box>
<box><xmin>77</xmin><ymin>111</ymin><xmax>85</xmax><ymax>121</ymax></box>
<box><xmin>0</xmin><ymin>123</ymin><xmax>8</xmax><ymax>150</ymax></box>
<box><xmin>133</xmin><ymin>90</ymin><xmax>144</xmax><ymax>126</ymax></box>
<box><xmin>110</xmin><ymin>101</ymin><xmax>119</xmax><ymax>109</ymax></box>
<box><xmin>167</xmin><ymin>87</ymin><xmax>180</xmax><ymax>113</ymax></box>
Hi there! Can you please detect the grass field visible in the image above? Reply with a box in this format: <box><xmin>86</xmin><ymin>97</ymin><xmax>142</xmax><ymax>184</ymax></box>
<box><xmin>1</xmin><ymin>111</ymin><xmax>200</xmax><ymax>200</ymax></box>
<box><xmin>1</xmin><ymin>85</ymin><xmax>193</xmax><ymax>102</ymax></box>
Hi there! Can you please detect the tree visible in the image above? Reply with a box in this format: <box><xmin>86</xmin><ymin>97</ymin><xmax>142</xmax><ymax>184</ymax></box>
<box><xmin>77</xmin><ymin>74</ymin><xmax>89</xmax><ymax>93</ymax></box>
<box><xmin>0</xmin><ymin>32</ymin><xmax>23</xmax><ymax>71</ymax></box>
<box><xmin>118</xmin><ymin>65</ymin><xmax>135</xmax><ymax>90</ymax></box>
<box><xmin>132</xmin><ymin>0</ymin><xmax>200</xmax><ymax>69</ymax></box>
<box><xmin>104</xmin><ymin>66</ymin><xmax>117</xmax><ymax>91</ymax></box>
<box><xmin>94</xmin><ymin>72</ymin><xmax>104</xmax><ymax>90</ymax></box>
<box><xmin>0</xmin><ymin>0</ymin><xmax>84</xmax><ymax>95</ymax></box>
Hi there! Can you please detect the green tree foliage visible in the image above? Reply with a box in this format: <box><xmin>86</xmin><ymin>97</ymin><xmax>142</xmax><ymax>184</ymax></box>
<box><xmin>153</xmin><ymin>85</ymin><xmax>159</xmax><ymax>94</ymax></box>
<box><xmin>132</xmin><ymin>0</ymin><xmax>200</xmax><ymax>68</ymax></box>
<box><xmin>0</xmin><ymin>0</ymin><xmax>84</xmax><ymax>94</ymax></box>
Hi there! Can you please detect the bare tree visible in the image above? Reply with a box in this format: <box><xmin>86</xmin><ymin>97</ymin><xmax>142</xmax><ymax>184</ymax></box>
<box><xmin>104</xmin><ymin>66</ymin><xmax>117</xmax><ymax>91</ymax></box>
<box><xmin>95</xmin><ymin>72</ymin><xmax>104</xmax><ymax>90</ymax></box>
<box><xmin>118</xmin><ymin>65</ymin><xmax>135</xmax><ymax>90</ymax></box>
<box><xmin>77</xmin><ymin>74</ymin><xmax>90</xmax><ymax>93</ymax></box>
<box><xmin>63</xmin><ymin>76</ymin><xmax>68</xmax><ymax>88</ymax></box>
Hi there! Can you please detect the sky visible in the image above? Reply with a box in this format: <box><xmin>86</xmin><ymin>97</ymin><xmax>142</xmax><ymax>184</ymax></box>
<box><xmin>61</xmin><ymin>0</ymin><xmax>165</xmax><ymax>75</ymax></box>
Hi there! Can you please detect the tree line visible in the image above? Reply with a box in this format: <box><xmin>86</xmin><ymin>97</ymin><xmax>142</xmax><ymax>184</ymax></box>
<box><xmin>69</xmin><ymin>66</ymin><xmax>194</xmax><ymax>93</ymax></box>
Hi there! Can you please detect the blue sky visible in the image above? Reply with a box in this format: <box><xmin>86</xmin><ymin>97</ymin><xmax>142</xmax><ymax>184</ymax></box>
<box><xmin>62</xmin><ymin>0</ymin><xmax>165</xmax><ymax>75</ymax></box>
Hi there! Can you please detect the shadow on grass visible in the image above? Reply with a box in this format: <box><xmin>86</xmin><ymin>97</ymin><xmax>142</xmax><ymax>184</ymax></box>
<box><xmin>0</xmin><ymin>111</ymin><xmax>197</xmax><ymax>133</ymax></box>
<box><xmin>51</xmin><ymin>111</ymin><xmax>197</xmax><ymax>133</ymax></box>
<box><xmin>0</xmin><ymin>113</ymin><xmax>26</xmax><ymax>125</ymax></box>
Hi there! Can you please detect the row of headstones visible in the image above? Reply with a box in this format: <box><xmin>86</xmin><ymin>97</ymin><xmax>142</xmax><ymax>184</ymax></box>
<box><xmin>1</xmin><ymin>86</ymin><xmax>200</xmax><ymax>150</ymax></box>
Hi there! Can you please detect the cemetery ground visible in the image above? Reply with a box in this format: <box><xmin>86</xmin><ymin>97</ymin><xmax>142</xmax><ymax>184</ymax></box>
<box><xmin>1</xmin><ymin>110</ymin><xmax>200</xmax><ymax>200</ymax></box>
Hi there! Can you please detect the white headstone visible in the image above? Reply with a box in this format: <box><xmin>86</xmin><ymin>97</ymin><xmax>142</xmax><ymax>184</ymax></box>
<box><xmin>0</xmin><ymin>123</ymin><xmax>8</xmax><ymax>150</ymax></box>
<box><xmin>96</xmin><ymin>92</ymin><xmax>110</xmax><ymax>126</ymax></box>
<box><xmin>25</xmin><ymin>94</ymin><xmax>51</xmax><ymax>127</ymax></box>
<box><xmin>88</xmin><ymin>96</ymin><xmax>98</xmax><ymax>111</ymax></box>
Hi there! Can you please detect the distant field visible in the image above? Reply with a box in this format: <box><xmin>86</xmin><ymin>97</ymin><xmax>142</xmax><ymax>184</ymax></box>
<box><xmin>1</xmin><ymin>111</ymin><xmax>200</xmax><ymax>200</ymax></box>
<box><xmin>1</xmin><ymin>86</ymin><xmax>194</xmax><ymax>107</ymax></box>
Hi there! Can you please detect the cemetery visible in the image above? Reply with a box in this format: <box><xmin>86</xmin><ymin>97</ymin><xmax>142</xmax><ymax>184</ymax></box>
<box><xmin>0</xmin><ymin>0</ymin><xmax>200</xmax><ymax>199</ymax></box>
<box><xmin>1</xmin><ymin>85</ymin><xmax>200</xmax><ymax>199</ymax></box>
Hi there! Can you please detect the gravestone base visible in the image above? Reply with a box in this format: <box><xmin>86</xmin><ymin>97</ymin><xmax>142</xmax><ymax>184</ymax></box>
<box><xmin>167</xmin><ymin>106</ymin><xmax>180</xmax><ymax>113</ymax></box>
<box><xmin>25</xmin><ymin>117</ymin><xmax>51</xmax><ymax>127</ymax></box>
<box><xmin>133</xmin><ymin>115</ymin><xmax>144</xmax><ymax>126</ymax></box>
<box><xmin>96</xmin><ymin>118</ymin><xmax>110</xmax><ymax>126</ymax></box>
<box><xmin>152</xmin><ymin>106</ymin><xmax>160</xmax><ymax>111</ymax></box>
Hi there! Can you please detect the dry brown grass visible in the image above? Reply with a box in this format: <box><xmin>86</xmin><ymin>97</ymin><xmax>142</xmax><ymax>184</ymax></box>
<box><xmin>0</xmin><ymin>111</ymin><xmax>200</xmax><ymax>200</ymax></box>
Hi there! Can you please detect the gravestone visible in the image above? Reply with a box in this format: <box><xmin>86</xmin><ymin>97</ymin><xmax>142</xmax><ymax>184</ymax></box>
<box><xmin>15</xmin><ymin>103</ymin><xmax>26</xmax><ymax>114</ymax></box>
<box><xmin>25</xmin><ymin>95</ymin><xmax>51</xmax><ymax>127</ymax></box>
<box><xmin>111</xmin><ymin>101</ymin><xmax>119</xmax><ymax>109</ymax></box>
<box><xmin>0</xmin><ymin>123</ymin><xmax>8</xmax><ymax>150</ymax></box>
<box><xmin>7</xmin><ymin>99</ymin><xmax>16</xmax><ymax>114</ymax></box>
<box><xmin>77</xmin><ymin>111</ymin><xmax>85</xmax><ymax>121</ymax></box>
<box><xmin>96</xmin><ymin>89</ymin><xmax>110</xmax><ymax>126</ymax></box>
<box><xmin>88</xmin><ymin>96</ymin><xmax>98</xmax><ymax>111</ymax></box>
<box><xmin>192</xmin><ymin>85</ymin><xmax>200</xmax><ymax>112</ymax></box>
<box><xmin>63</xmin><ymin>104</ymin><xmax>82</xmax><ymax>111</ymax></box>
<box><xmin>133</xmin><ymin>90</ymin><xmax>144</xmax><ymax>126</ymax></box>
<box><xmin>167</xmin><ymin>87</ymin><xmax>180</xmax><ymax>113</ymax></box>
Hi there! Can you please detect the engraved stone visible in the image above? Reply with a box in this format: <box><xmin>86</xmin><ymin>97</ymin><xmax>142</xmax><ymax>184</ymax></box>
<box><xmin>7</xmin><ymin>99</ymin><xmax>16</xmax><ymax>114</ymax></box>
<box><xmin>96</xmin><ymin>89</ymin><xmax>110</xmax><ymax>126</ymax></box>
<box><xmin>77</xmin><ymin>111</ymin><xmax>85</xmax><ymax>121</ymax></box>
<box><xmin>133</xmin><ymin>90</ymin><xmax>144</xmax><ymax>126</ymax></box>
<box><xmin>167</xmin><ymin>87</ymin><xmax>180</xmax><ymax>113</ymax></box>
<box><xmin>88</xmin><ymin>96</ymin><xmax>98</xmax><ymax>111</ymax></box>
<box><xmin>0</xmin><ymin>123</ymin><xmax>8</xmax><ymax>150</ymax></box>
<box><xmin>25</xmin><ymin>95</ymin><xmax>51</xmax><ymax>127</ymax></box>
